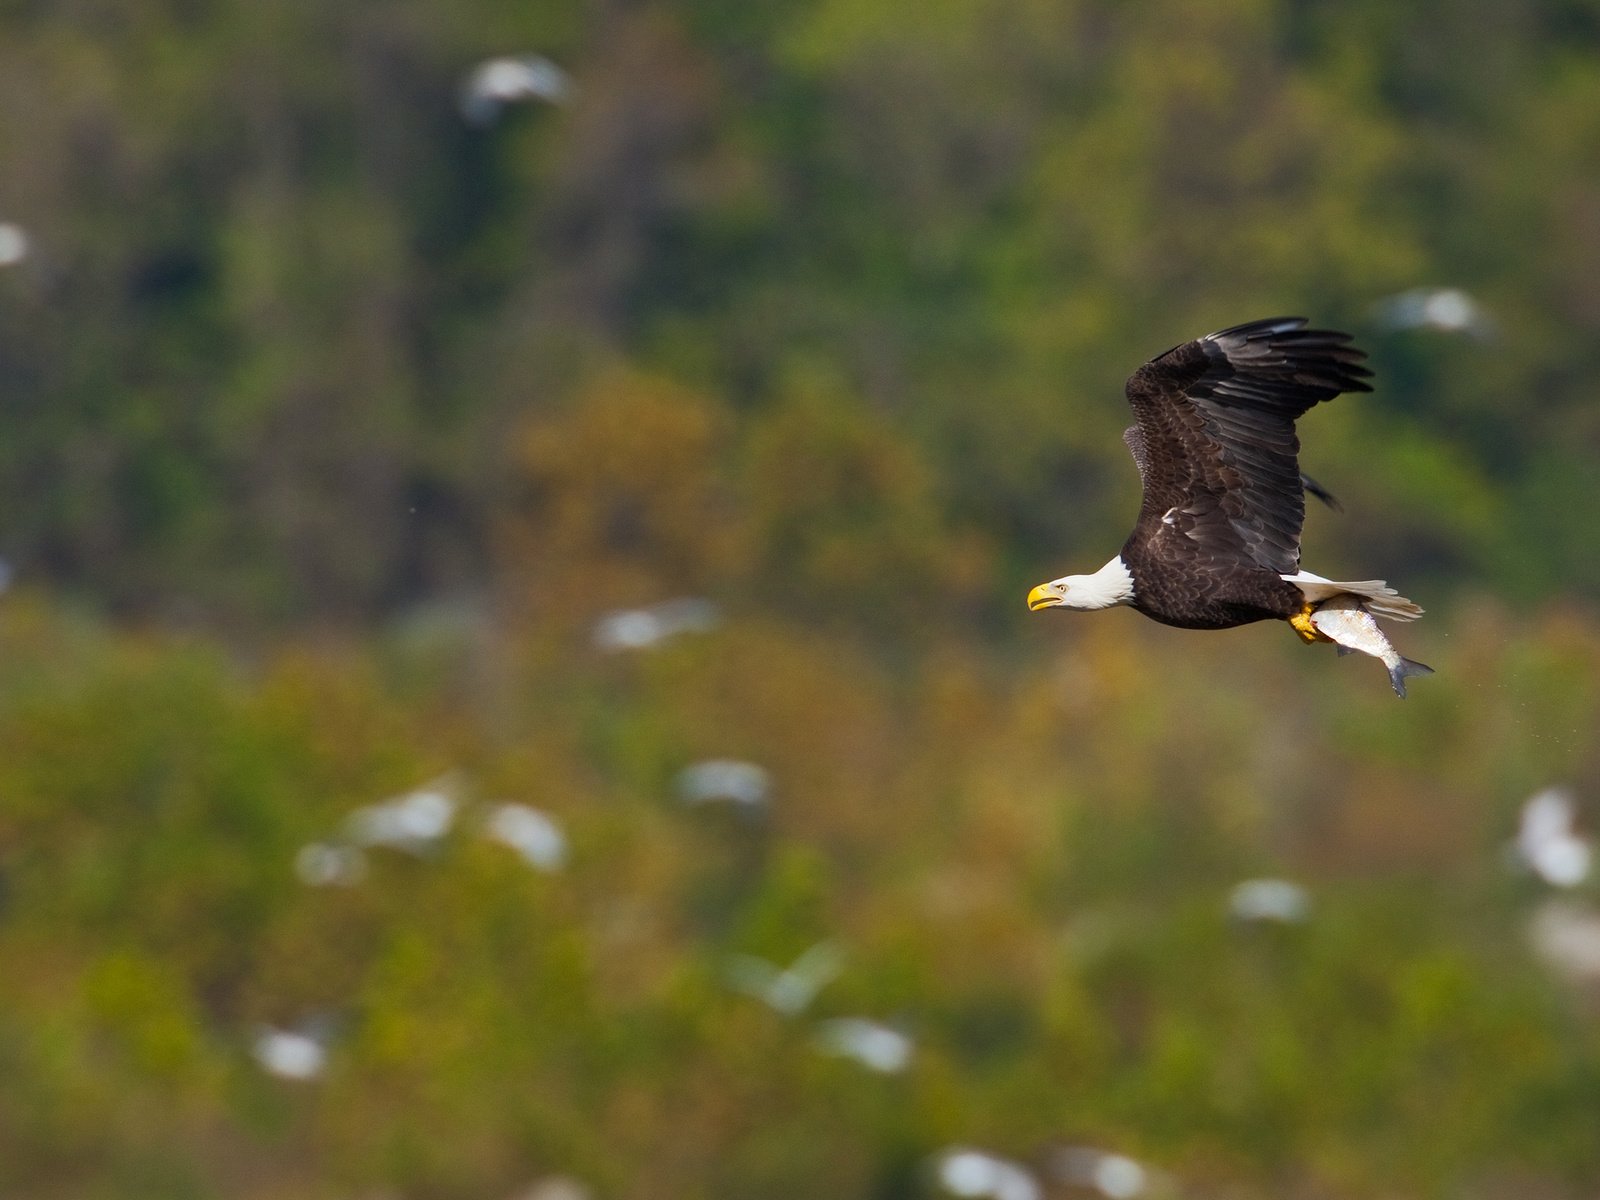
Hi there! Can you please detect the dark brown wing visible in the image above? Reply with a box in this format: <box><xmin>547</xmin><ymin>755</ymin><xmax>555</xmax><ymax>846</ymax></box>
<box><xmin>1124</xmin><ymin>426</ymin><xmax>1343</xmax><ymax>511</ymax></box>
<box><xmin>1121</xmin><ymin>316</ymin><xmax>1370</xmax><ymax>575</ymax></box>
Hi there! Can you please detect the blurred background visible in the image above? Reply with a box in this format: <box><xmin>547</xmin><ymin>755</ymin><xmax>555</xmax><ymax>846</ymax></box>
<box><xmin>3</xmin><ymin>1</ymin><xmax>1600</xmax><ymax>1197</ymax></box>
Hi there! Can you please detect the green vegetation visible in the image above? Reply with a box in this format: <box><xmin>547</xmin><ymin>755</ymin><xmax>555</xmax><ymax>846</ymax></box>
<box><xmin>2</xmin><ymin>1</ymin><xmax>1600</xmax><ymax>1196</ymax></box>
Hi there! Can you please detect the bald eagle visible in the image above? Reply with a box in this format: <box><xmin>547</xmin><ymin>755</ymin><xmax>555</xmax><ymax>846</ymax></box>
<box><xmin>1027</xmin><ymin>316</ymin><xmax>1432</xmax><ymax>697</ymax></box>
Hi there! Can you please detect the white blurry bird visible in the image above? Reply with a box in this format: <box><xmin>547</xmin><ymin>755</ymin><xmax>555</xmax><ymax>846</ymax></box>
<box><xmin>483</xmin><ymin>803</ymin><xmax>567</xmax><ymax>871</ymax></box>
<box><xmin>1049</xmin><ymin>1147</ymin><xmax>1150</xmax><ymax>1199</ymax></box>
<box><xmin>251</xmin><ymin>1022</ymin><xmax>331</xmax><ymax>1081</ymax></box>
<box><xmin>346</xmin><ymin>776</ymin><xmax>459</xmax><ymax>852</ymax></box>
<box><xmin>1513</xmin><ymin>787</ymin><xmax>1592</xmax><ymax>887</ymax></box>
<box><xmin>1227</xmin><ymin>878</ymin><xmax>1311</xmax><ymax>924</ymax></box>
<box><xmin>1528</xmin><ymin>900</ymin><xmax>1600</xmax><ymax>983</ymax></box>
<box><xmin>934</xmin><ymin>1149</ymin><xmax>1041</xmax><ymax>1200</ymax></box>
<box><xmin>294</xmin><ymin>841</ymin><xmax>367</xmax><ymax>887</ymax></box>
<box><xmin>509</xmin><ymin>1177</ymin><xmax>592</xmax><ymax>1200</ymax></box>
<box><xmin>1371</xmin><ymin>287</ymin><xmax>1494</xmax><ymax>340</ymax></box>
<box><xmin>813</xmin><ymin>1017</ymin><xmax>914</xmax><ymax>1073</ymax></box>
<box><xmin>592</xmin><ymin>598</ymin><xmax>720</xmax><ymax>652</ymax></box>
<box><xmin>723</xmin><ymin>940</ymin><xmax>843</xmax><ymax>1015</ymax></box>
<box><xmin>460</xmin><ymin>55</ymin><xmax>570</xmax><ymax>125</ymax></box>
<box><xmin>0</xmin><ymin>223</ymin><xmax>28</xmax><ymax>267</ymax></box>
<box><xmin>676</xmin><ymin>759</ymin><xmax>771</xmax><ymax>809</ymax></box>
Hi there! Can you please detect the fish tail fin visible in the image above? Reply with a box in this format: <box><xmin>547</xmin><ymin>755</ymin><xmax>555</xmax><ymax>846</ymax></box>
<box><xmin>1387</xmin><ymin>657</ymin><xmax>1435</xmax><ymax>699</ymax></box>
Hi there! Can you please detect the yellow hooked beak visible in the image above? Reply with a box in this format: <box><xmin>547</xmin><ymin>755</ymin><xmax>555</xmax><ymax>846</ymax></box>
<box><xmin>1027</xmin><ymin>582</ymin><xmax>1065</xmax><ymax>612</ymax></box>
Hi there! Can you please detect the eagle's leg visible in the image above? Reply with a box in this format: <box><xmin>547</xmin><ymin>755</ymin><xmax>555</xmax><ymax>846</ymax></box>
<box><xmin>1289</xmin><ymin>602</ymin><xmax>1333</xmax><ymax>645</ymax></box>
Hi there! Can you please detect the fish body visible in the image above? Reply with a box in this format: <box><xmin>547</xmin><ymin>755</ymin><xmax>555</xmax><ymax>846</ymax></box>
<box><xmin>1310</xmin><ymin>595</ymin><xmax>1434</xmax><ymax>698</ymax></box>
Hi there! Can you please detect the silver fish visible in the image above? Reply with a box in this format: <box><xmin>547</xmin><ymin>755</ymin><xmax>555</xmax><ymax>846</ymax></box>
<box><xmin>1310</xmin><ymin>595</ymin><xmax>1434</xmax><ymax>698</ymax></box>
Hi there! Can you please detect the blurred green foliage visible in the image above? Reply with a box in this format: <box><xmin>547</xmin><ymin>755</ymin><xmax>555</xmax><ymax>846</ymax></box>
<box><xmin>3</xmin><ymin>0</ymin><xmax>1600</xmax><ymax>1197</ymax></box>
<box><xmin>3</xmin><ymin>0</ymin><xmax>1600</xmax><ymax>618</ymax></box>
<box><xmin>2</xmin><ymin>596</ymin><xmax>1600</xmax><ymax>1199</ymax></box>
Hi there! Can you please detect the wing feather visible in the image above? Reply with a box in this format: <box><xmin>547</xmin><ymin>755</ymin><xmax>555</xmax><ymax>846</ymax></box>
<box><xmin>1122</xmin><ymin>316</ymin><xmax>1370</xmax><ymax>575</ymax></box>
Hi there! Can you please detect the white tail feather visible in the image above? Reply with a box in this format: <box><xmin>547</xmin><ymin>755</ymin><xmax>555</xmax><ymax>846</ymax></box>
<box><xmin>1282</xmin><ymin>570</ymin><xmax>1424</xmax><ymax>622</ymax></box>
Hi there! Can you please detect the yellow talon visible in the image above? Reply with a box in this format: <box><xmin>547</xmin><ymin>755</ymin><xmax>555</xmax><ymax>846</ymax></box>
<box><xmin>1289</xmin><ymin>603</ymin><xmax>1331</xmax><ymax>644</ymax></box>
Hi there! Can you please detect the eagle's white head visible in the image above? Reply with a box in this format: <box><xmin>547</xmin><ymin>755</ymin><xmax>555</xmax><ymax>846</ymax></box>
<box><xmin>1027</xmin><ymin>555</ymin><xmax>1135</xmax><ymax>612</ymax></box>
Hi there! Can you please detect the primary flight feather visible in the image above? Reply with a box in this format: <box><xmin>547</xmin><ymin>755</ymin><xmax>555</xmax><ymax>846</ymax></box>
<box><xmin>1027</xmin><ymin>316</ymin><xmax>1433</xmax><ymax>697</ymax></box>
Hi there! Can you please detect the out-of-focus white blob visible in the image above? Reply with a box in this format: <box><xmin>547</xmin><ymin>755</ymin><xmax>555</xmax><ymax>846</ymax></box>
<box><xmin>484</xmin><ymin>803</ymin><xmax>567</xmax><ymax>871</ymax></box>
<box><xmin>252</xmin><ymin>1025</ymin><xmax>328</xmax><ymax>1081</ymax></box>
<box><xmin>934</xmin><ymin>1148</ymin><xmax>1041</xmax><ymax>1200</ymax></box>
<box><xmin>1050</xmin><ymin>1146</ymin><xmax>1149</xmax><ymax>1199</ymax></box>
<box><xmin>813</xmin><ymin>1017</ymin><xmax>914</xmax><ymax>1074</ymax></box>
<box><xmin>1227</xmin><ymin>878</ymin><xmax>1311</xmax><ymax>924</ymax></box>
<box><xmin>347</xmin><ymin>776</ymin><xmax>459</xmax><ymax>851</ymax></box>
<box><xmin>723</xmin><ymin>940</ymin><xmax>843</xmax><ymax>1016</ymax></box>
<box><xmin>509</xmin><ymin>1177</ymin><xmax>592</xmax><ymax>1200</ymax></box>
<box><xmin>1529</xmin><ymin>900</ymin><xmax>1600</xmax><ymax>982</ymax></box>
<box><xmin>593</xmin><ymin>598</ymin><xmax>720</xmax><ymax>652</ymax></box>
<box><xmin>295</xmin><ymin>841</ymin><xmax>367</xmax><ymax>887</ymax></box>
<box><xmin>460</xmin><ymin>55</ymin><xmax>570</xmax><ymax>125</ymax></box>
<box><xmin>0</xmin><ymin>223</ymin><xmax>28</xmax><ymax>267</ymax></box>
<box><xmin>676</xmin><ymin>759</ymin><xmax>770</xmax><ymax>809</ymax></box>
<box><xmin>1371</xmin><ymin>287</ymin><xmax>1494</xmax><ymax>339</ymax></box>
<box><xmin>1513</xmin><ymin>787</ymin><xmax>1592</xmax><ymax>887</ymax></box>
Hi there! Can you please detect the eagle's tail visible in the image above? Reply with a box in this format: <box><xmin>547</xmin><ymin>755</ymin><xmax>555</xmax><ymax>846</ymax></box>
<box><xmin>1281</xmin><ymin>570</ymin><xmax>1424</xmax><ymax>623</ymax></box>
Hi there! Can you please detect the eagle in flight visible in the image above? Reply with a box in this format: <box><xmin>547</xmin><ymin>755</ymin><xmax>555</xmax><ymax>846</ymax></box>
<box><xmin>1027</xmin><ymin>317</ymin><xmax>1433</xmax><ymax>697</ymax></box>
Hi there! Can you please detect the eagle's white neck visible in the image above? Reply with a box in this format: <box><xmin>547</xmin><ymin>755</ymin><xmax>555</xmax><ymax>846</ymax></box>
<box><xmin>1054</xmin><ymin>556</ymin><xmax>1136</xmax><ymax>610</ymax></box>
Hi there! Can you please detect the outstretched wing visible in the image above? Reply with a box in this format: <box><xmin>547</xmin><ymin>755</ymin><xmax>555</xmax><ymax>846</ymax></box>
<box><xmin>1121</xmin><ymin>316</ymin><xmax>1370</xmax><ymax>575</ymax></box>
<box><xmin>1124</xmin><ymin>426</ymin><xmax>1343</xmax><ymax>512</ymax></box>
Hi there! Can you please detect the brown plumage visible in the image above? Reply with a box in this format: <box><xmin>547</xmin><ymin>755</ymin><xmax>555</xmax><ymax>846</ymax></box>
<box><xmin>1027</xmin><ymin>316</ymin><xmax>1432</xmax><ymax>696</ymax></box>
<box><xmin>1118</xmin><ymin>316</ymin><xmax>1371</xmax><ymax>629</ymax></box>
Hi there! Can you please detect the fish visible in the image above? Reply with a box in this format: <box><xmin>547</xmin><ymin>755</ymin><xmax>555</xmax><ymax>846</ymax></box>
<box><xmin>1309</xmin><ymin>595</ymin><xmax>1435</xmax><ymax>698</ymax></box>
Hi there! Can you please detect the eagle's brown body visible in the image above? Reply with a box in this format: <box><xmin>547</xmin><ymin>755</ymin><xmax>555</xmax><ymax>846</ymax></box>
<box><xmin>1119</xmin><ymin>541</ymin><xmax>1304</xmax><ymax>630</ymax></box>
